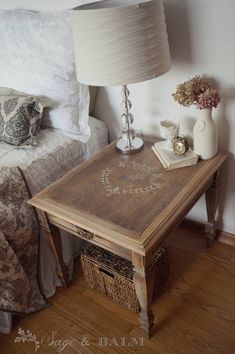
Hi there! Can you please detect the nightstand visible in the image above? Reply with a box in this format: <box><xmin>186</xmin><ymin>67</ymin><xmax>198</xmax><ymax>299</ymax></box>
<box><xmin>29</xmin><ymin>137</ymin><xmax>227</xmax><ymax>338</ymax></box>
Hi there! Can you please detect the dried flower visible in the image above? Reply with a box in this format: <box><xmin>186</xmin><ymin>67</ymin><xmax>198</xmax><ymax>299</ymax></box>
<box><xmin>196</xmin><ymin>88</ymin><xmax>220</xmax><ymax>110</ymax></box>
<box><xmin>172</xmin><ymin>75</ymin><xmax>220</xmax><ymax>110</ymax></box>
<box><xmin>172</xmin><ymin>80</ymin><xmax>196</xmax><ymax>107</ymax></box>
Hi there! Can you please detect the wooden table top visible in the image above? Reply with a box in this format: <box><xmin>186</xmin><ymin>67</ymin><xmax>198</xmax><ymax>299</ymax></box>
<box><xmin>29</xmin><ymin>138</ymin><xmax>227</xmax><ymax>252</ymax></box>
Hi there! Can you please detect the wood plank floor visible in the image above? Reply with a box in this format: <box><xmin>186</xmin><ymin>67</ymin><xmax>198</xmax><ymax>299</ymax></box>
<box><xmin>0</xmin><ymin>227</ymin><xmax>235</xmax><ymax>354</ymax></box>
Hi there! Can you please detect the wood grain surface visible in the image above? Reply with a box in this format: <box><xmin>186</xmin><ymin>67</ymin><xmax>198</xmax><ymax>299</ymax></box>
<box><xmin>1</xmin><ymin>228</ymin><xmax>234</xmax><ymax>354</ymax></box>
<box><xmin>29</xmin><ymin>139</ymin><xmax>227</xmax><ymax>251</ymax></box>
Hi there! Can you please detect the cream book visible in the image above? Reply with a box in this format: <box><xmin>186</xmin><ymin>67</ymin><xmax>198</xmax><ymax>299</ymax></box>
<box><xmin>152</xmin><ymin>141</ymin><xmax>198</xmax><ymax>171</ymax></box>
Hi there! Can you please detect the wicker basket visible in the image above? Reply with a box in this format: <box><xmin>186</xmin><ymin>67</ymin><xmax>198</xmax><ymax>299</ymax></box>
<box><xmin>81</xmin><ymin>243</ymin><xmax>169</xmax><ymax>312</ymax></box>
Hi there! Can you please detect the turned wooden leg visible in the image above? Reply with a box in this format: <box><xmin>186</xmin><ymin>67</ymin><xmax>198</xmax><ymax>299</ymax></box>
<box><xmin>205</xmin><ymin>171</ymin><xmax>220</xmax><ymax>247</ymax></box>
<box><xmin>132</xmin><ymin>252</ymin><xmax>154</xmax><ymax>338</ymax></box>
<box><xmin>38</xmin><ymin>211</ymin><xmax>70</xmax><ymax>288</ymax></box>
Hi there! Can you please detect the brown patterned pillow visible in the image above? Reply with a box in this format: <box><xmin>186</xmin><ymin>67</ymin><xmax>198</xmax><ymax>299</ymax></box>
<box><xmin>0</xmin><ymin>89</ymin><xmax>43</xmax><ymax>146</ymax></box>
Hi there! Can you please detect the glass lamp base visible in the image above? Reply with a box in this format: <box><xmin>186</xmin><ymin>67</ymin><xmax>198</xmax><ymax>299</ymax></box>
<box><xmin>116</xmin><ymin>137</ymin><xmax>144</xmax><ymax>154</ymax></box>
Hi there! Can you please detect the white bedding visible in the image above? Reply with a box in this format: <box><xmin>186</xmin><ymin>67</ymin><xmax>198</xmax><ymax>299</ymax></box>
<box><xmin>0</xmin><ymin>116</ymin><xmax>107</xmax><ymax>167</ymax></box>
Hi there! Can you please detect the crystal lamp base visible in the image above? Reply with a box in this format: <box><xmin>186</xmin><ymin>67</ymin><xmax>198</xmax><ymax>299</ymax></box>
<box><xmin>116</xmin><ymin>136</ymin><xmax>144</xmax><ymax>154</ymax></box>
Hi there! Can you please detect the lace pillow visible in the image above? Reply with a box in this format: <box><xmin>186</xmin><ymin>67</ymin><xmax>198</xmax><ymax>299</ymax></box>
<box><xmin>0</xmin><ymin>10</ymin><xmax>90</xmax><ymax>142</ymax></box>
<box><xmin>0</xmin><ymin>89</ymin><xmax>43</xmax><ymax>146</ymax></box>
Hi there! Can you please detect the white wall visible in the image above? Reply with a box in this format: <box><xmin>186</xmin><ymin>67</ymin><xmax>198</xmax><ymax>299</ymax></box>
<box><xmin>93</xmin><ymin>0</ymin><xmax>235</xmax><ymax>235</ymax></box>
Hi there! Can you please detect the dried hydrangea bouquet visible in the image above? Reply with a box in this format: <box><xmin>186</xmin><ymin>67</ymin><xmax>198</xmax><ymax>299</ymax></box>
<box><xmin>172</xmin><ymin>75</ymin><xmax>221</xmax><ymax>159</ymax></box>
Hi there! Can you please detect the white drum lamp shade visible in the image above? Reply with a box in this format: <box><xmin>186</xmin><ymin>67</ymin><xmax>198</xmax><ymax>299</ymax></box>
<box><xmin>71</xmin><ymin>0</ymin><xmax>171</xmax><ymax>154</ymax></box>
<box><xmin>71</xmin><ymin>0</ymin><xmax>171</xmax><ymax>86</ymax></box>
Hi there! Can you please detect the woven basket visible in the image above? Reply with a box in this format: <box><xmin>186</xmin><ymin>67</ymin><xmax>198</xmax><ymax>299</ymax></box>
<box><xmin>81</xmin><ymin>243</ymin><xmax>169</xmax><ymax>312</ymax></box>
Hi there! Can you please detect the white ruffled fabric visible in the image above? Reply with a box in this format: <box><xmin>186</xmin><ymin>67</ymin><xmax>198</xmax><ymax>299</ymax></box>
<box><xmin>0</xmin><ymin>0</ymin><xmax>101</xmax><ymax>11</ymax></box>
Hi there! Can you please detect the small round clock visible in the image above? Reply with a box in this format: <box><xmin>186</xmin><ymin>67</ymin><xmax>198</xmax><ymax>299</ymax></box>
<box><xmin>173</xmin><ymin>135</ymin><xmax>189</xmax><ymax>156</ymax></box>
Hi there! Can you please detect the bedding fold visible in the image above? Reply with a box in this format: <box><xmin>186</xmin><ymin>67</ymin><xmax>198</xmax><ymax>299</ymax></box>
<box><xmin>0</xmin><ymin>116</ymin><xmax>108</xmax><ymax>332</ymax></box>
<box><xmin>0</xmin><ymin>167</ymin><xmax>47</xmax><ymax>314</ymax></box>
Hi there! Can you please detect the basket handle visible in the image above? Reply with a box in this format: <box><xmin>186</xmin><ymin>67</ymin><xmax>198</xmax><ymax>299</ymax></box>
<box><xmin>99</xmin><ymin>268</ymin><xmax>114</xmax><ymax>278</ymax></box>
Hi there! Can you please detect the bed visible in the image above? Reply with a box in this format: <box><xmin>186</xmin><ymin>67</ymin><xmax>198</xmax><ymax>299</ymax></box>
<box><xmin>0</xmin><ymin>116</ymin><xmax>108</xmax><ymax>334</ymax></box>
<box><xmin>0</xmin><ymin>1</ymin><xmax>108</xmax><ymax>334</ymax></box>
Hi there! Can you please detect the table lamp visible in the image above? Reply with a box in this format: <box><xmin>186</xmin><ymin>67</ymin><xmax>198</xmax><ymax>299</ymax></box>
<box><xmin>72</xmin><ymin>0</ymin><xmax>171</xmax><ymax>154</ymax></box>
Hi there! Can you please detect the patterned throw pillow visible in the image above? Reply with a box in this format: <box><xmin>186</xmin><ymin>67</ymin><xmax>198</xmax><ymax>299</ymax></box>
<box><xmin>0</xmin><ymin>89</ymin><xmax>43</xmax><ymax>146</ymax></box>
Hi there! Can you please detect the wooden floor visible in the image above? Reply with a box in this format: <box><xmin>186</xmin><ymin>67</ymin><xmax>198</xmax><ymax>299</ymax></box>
<box><xmin>1</xmin><ymin>227</ymin><xmax>235</xmax><ymax>354</ymax></box>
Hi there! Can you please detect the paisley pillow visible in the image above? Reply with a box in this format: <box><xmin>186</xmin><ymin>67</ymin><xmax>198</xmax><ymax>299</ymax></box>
<box><xmin>0</xmin><ymin>89</ymin><xmax>43</xmax><ymax>146</ymax></box>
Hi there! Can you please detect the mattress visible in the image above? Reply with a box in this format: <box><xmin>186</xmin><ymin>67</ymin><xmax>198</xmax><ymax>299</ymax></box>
<box><xmin>0</xmin><ymin>116</ymin><xmax>108</xmax><ymax>168</ymax></box>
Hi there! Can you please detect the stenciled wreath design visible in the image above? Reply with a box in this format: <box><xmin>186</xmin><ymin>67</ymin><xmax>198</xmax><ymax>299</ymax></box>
<box><xmin>100</xmin><ymin>161</ymin><xmax>165</xmax><ymax>197</ymax></box>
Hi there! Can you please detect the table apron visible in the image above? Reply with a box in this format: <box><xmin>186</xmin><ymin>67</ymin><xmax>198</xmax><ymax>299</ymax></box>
<box><xmin>48</xmin><ymin>214</ymin><xmax>132</xmax><ymax>261</ymax></box>
<box><xmin>144</xmin><ymin>176</ymin><xmax>214</xmax><ymax>253</ymax></box>
<box><xmin>46</xmin><ymin>173</ymin><xmax>216</xmax><ymax>260</ymax></box>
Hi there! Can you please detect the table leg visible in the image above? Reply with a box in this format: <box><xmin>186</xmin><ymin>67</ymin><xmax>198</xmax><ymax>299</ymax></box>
<box><xmin>205</xmin><ymin>171</ymin><xmax>220</xmax><ymax>247</ymax></box>
<box><xmin>38</xmin><ymin>211</ymin><xmax>70</xmax><ymax>288</ymax></box>
<box><xmin>132</xmin><ymin>252</ymin><xmax>154</xmax><ymax>338</ymax></box>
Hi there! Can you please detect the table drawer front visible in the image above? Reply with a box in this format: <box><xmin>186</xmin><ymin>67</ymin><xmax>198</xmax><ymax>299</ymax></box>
<box><xmin>48</xmin><ymin>214</ymin><xmax>132</xmax><ymax>260</ymax></box>
<box><xmin>48</xmin><ymin>215</ymin><xmax>94</xmax><ymax>240</ymax></box>
<box><xmin>74</xmin><ymin>225</ymin><xmax>94</xmax><ymax>240</ymax></box>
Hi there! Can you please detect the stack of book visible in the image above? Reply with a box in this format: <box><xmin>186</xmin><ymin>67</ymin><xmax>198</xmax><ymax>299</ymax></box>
<box><xmin>152</xmin><ymin>141</ymin><xmax>198</xmax><ymax>171</ymax></box>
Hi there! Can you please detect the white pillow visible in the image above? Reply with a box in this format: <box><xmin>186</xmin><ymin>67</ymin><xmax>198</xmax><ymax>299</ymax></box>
<box><xmin>0</xmin><ymin>10</ymin><xmax>90</xmax><ymax>142</ymax></box>
<box><xmin>0</xmin><ymin>0</ymin><xmax>101</xmax><ymax>11</ymax></box>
